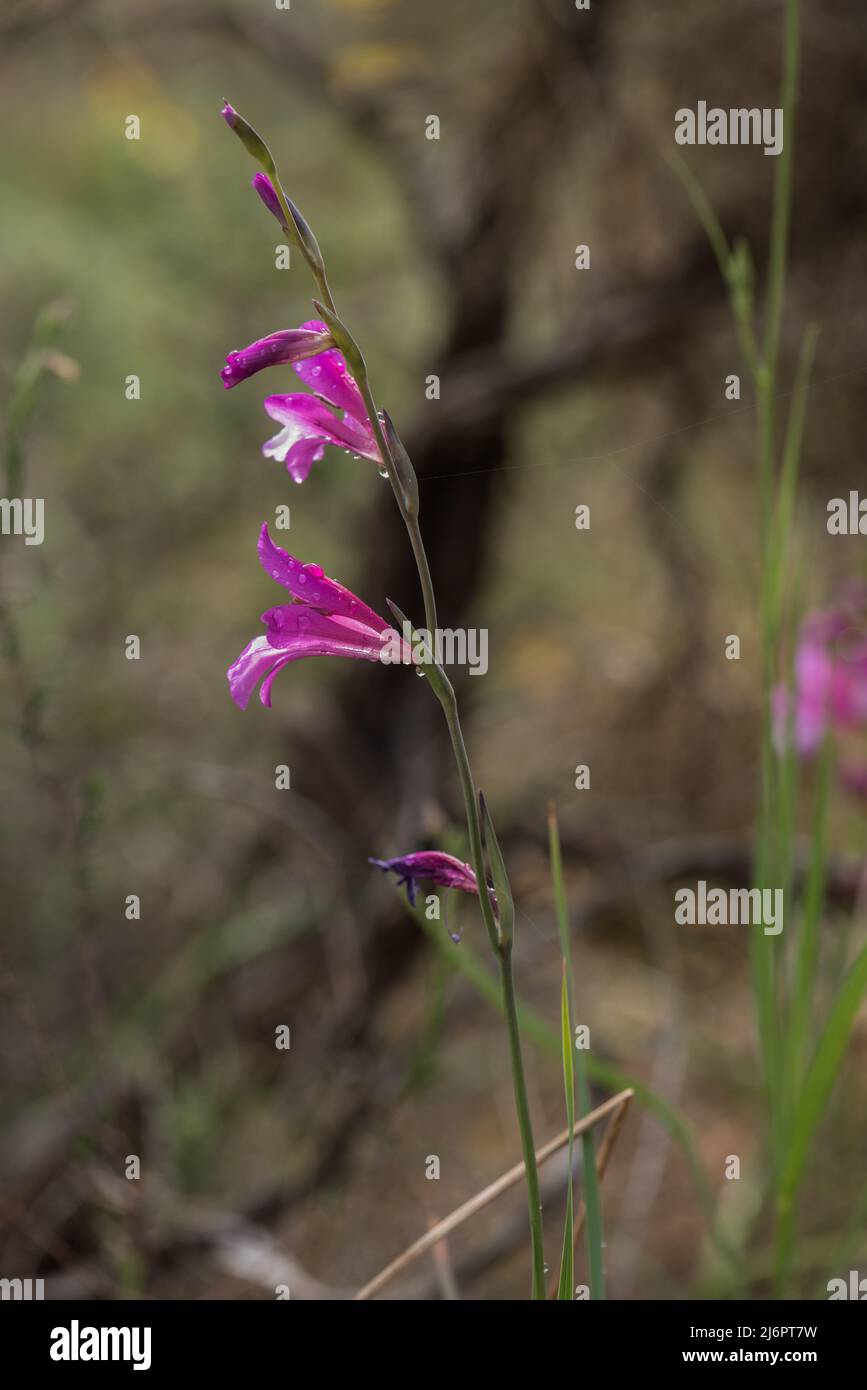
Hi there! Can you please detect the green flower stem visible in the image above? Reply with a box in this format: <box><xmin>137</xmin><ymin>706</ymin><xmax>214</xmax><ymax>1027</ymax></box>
<box><xmin>357</xmin><ymin>345</ymin><xmax>547</xmax><ymax>1298</ymax></box>
<box><xmin>233</xmin><ymin>112</ymin><xmax>547</xmax><ymax>1292</ymax></box>
<box><xmin>355</xmin><ymin>377</ymin><xmax>439</xmax><ymax>635</ymax></box>
<box><xmin>428</xmin><ymin>587</ymin><xmax>547</xmax><ymax>1299</ymax></box>
<box><xmin>499</xmin><ymin>942</ymin><xmax>548</xmax><ymax>1299</ymax></box>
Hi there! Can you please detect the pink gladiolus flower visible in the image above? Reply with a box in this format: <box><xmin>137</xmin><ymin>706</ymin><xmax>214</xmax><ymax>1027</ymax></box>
<box><xmin>368</xmin><ymin>851</ymin><xmax>480</xmax><ymax>907</ymax></box>
<box><xmin>228</xmin><ymin>525</ymin><xmax>408</xmax><ymax>709</ymax></box>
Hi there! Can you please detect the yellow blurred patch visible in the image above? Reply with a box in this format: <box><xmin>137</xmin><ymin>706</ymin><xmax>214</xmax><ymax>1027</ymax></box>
<box><xmin>87</xmin><ymin>59</ymin><xmax>200</xmax><ymax>174</ymax></box>
<box><xmin>506</xmin><ymin>631</ymin><xmax>575</xmax><ymax>697</ymax></box>
<box><xmin>324</xmin><ymin>0</ymin><xmax>399</xmax><ymax>12</ymax></box>
<box><xmin>329</xmin><ymin>42</ymin><xmax>425</xmax><ymax>94</ymax></box>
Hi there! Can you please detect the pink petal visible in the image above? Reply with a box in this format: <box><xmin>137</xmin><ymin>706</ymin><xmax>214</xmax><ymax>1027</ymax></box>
<box><xmin>261</xmin><ymin>604</ymin><xmax>390</xmax><ymax>660</ymax></box>
<box><xmin>228</xmin><ymin>635</ymin><xmax>286</xmax><ymax>710</ymax></box>
<box><xmin>294</xmin><ymin>319</ymin><xmax>369</xmax><ymax>422</ymax></box>
<box><xmin>262</xmin><ymin>394</ymin><xmax>380</xmax><ymax>476</ymax></box>
<box><xmin>257</xmin><ymin>526</ymin><xmax>390</xmax><ymax>634</ymax></box>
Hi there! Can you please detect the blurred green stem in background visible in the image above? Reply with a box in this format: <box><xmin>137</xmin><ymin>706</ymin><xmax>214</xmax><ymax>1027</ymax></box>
<box><xmin>549</xmin><ymin>805</ymin><xmax>605</xmax><ymax>1299</ymax></box>
<box><xmin>676</xmin><ymin>0</ymin><xmax>867</xmax><ymax>1296</ymax></box>
<box><xmin>4</xmin><ymin>297</ymin><xmax>75</xmax><ymax>498</ymax></box>
<box><xmin>1</xmin><ymin>299</ymin><xmax>76</xmax><ymax>736</ymax></box>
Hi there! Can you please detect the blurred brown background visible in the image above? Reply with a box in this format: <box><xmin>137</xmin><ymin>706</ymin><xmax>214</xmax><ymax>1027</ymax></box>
<box><xmin>1</xmin><ymin>0</ymin><xmax>866</xmax><ymax>1299</ymax></box>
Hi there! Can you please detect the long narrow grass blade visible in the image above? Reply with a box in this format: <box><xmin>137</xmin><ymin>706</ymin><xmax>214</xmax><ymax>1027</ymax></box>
<box><xmin>556</xmin><ymin>965</ymin><xmax>575</xmax><ymax>1299</ymax></box>
<box><xmin>787</xmin><ymin>734</ymin><xmax>834</xmax><ymax>1096</ymax></box>
<box><xmin>777</xmin><ymin>935</ymin><xmax>867</xmax><ymax>1286</ymax></box>
<box><xmin>548</xmin><ymin>804</ymin><xmax>606</xmax><ymax>1298</ymax></box>
<box><xmin>412</xmin><ymin>898</ymin><xmax>734</xmax><ymax>1271</ymax></box>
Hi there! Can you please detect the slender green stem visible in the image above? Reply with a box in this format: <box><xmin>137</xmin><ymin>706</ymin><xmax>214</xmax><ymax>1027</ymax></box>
<box><xmin>355</xmin><ymin>377</ymin><xmax>439</xmax><ymax>635</ymax></box>
<box><xmin>437</xmin><ymin>685</ymin><xmax>499</xmax><ymax>951</ymax></box>
<box><xmin>754</xmin><ymin>0</ymin><xmax>804</xmax><ymax>1276</ymax></box>
<box><xmin>241</xmin><ymin>119</ymin><xmax>546</xmax><ymax>1293</ymax></box>
<box><xmin>438</xmin><ymin>682</ymin><xmax>547</xmax><ymax>1295</ymax></box>
<box><xmin>500</xmin><ymin>943</ymin><xmax>548</xmax><ymax>1298</ymax></box>
<box><xmin>763</xmin><ymin>0</ymin><xmax>801</xmax><ymax>386</ymax></box>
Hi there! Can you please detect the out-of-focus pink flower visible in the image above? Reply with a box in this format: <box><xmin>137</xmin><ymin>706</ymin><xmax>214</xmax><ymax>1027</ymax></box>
<box><xmin>368</xmin><ymin>851</ymin><xmax>480</xmax><ymax>907</ymax></box>
<box><xmin>228</xmin><ymin>525</ymin><xmax>408</xmax><ymax>708</ymax></box>
<box><xmin>773</xmin><ymin>586</ymin><xmax>867</xmax><ymax>758</ymax></box>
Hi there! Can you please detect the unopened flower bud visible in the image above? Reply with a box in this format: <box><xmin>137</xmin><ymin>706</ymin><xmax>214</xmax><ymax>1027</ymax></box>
<box><xmin>381</xmin><ymin>410</ymin><xmax>419</xmax><ymax>518</ymax></box>
<box><xmin>252</xmin><ymin>172</ymin><xmax>287</xmax><ymax>228</ymax></box>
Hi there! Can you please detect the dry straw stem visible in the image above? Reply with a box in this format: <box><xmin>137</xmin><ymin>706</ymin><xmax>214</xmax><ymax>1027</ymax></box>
<box><xmin>548</xmin><ymin>1087</ymin><xmax>633</xmax><ymax>1298</ymax></box>
<box><xmin>354</xmin><ymin>1088</ymin><xmax>634</xmax><ymax>1301</ymax></box>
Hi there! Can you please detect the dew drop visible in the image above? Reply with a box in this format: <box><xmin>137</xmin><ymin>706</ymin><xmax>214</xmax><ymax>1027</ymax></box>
<box><xmin>306</xmin><ymin>563</ymin><xmax>324</xmax><ymax>578</ymax></box>
<box><xmin>377</xmin><ymin>466</ymin><xmax>389</xmax><ymax>478</ymax></box>
<box><xmin>414</xmin><ymin>666</ymin><xmax>425</xmax><ymax>678</ymax></box>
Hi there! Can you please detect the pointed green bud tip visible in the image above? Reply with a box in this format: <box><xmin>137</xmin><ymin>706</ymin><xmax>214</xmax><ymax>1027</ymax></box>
<box><xmin>311</xmin><ymin>300</ymin><xmax>365</xmax><ymax>376</ymax></box>
<box><xmin>381</xmin><ymin>410</ymin><xmax>419</xmax><ymax>517</ymax></box>
<box><xmin>478</xmin><ymin>790</ymin><xmax>514</xmax><ymax>943</ymax></box>
<box><xmin>385</xmin><ymin>597</ymin><xmax>409</xmax><ymax>628</ymax></box>
<box><xmin>283</xmin><ymin>194</ymin><xmax>325</xmax><ymax>273</ymax></box>
<box><xmin>220</xmin><ymin>101</ymin><xmax>275</xmax><ymax>175</ymax></box>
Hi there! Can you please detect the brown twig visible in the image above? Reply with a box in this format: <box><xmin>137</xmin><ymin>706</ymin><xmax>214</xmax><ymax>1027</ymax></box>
<box><xmin>354</xmin><ymin>1089</ymin><xmax>633</xmax><ymax>1301</ymax></box>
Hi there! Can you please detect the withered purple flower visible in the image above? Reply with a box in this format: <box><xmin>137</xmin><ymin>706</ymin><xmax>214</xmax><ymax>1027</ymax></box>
<box><xmin>368</xmin><ymin>851</ymin><xmax>480</xmax><ymax>907</ymax></box>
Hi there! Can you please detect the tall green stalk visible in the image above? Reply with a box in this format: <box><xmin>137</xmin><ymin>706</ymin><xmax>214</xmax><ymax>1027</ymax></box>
<box><xmin>674</xmin><ymin>0</ymin><xmax>822</xmax><ymax>1292</ymax></box>
<box><xmin>223</xmin><ymin>107</ymin><xmax>546</xmax><ymax>1297</ymax></box>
